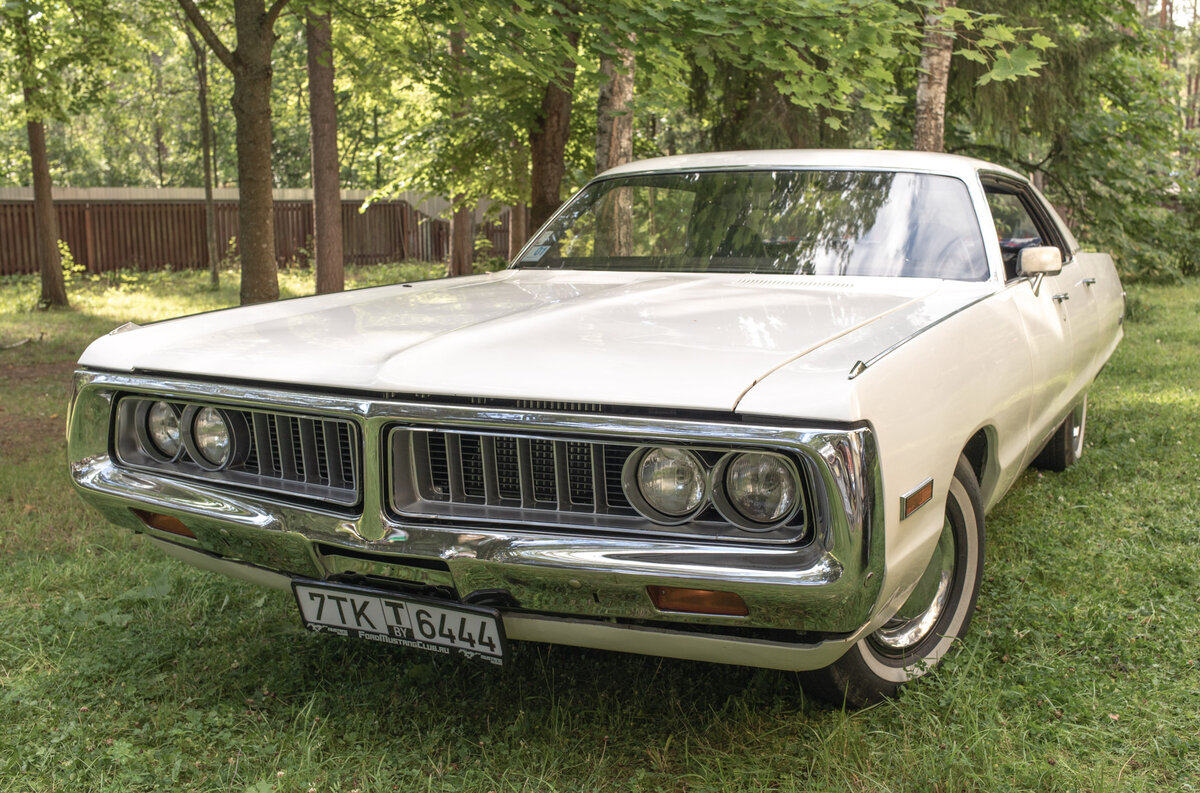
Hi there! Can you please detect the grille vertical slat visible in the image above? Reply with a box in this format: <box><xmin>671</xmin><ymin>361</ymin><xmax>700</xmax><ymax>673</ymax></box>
<box><xmin>552</xmin><ymin>441</ymin><xmax>571</xmax><ymax>511</ymax></box>
<box><xmin>480</xmin><ymin>436</ymin><xmax>500</xmax><ymax>503</ymax></box>
<box><xmin>298</xmin><ymin>418</ymin><xmax>321</xmax><ymax>484</ymax></box>
<box><xmin>459</xmin><ymin>435</ymin><xmax>486</xmax><ymax>500</ymax></box>
<box><xmin>324</xmin><ymin>421</ymin><xmax>346</xmax><ymax>489</ymax></box>
<box><xmin>589</xmin><ymin>444</ymin><xmax>607</xmax><ymax>512</ymax></box>
<box><xmin>252</xmin><ymin>413</ymin><xmax>276</xmax><ymax>477</ymax></box>
<box><xmin>530</xmin><ymin>439</ymin><xmax>557</xmax><ymax>504</ymax></box>
<box><xmin>566</xmin><ymin>442</ymin><xmax>594</xmax><ymax>508</ymax></box>
<box><xmin>516</xmin><ymin>438</ymin><xmax>535</xmax><ymax>507</ymax></box>
<box><xmin>446</xmin><ymin>433</ymin><xmax>466</xmax><ymax>502</ymax></box>
<box><xmin>425</xmin><ymin>432</ymin><xmax>450</xmax><ymax>498</ymax></box>
<box><xmin>276</xmin><ymin>416</ymin><xmax>299</xmax><ymax>481</ymax></box>
<box><xmin>494</xmin><ymin>437</ymin><xmax>522</xmax><ymax>501</ymax></box>
<box><xmin>604</xmin><ymin>445</ymin><xmax>636</xmax><ymax>513</ymax></box>
<box><xmin>338</xmin><ymin>424</ymin><xmax>355</xmax><ymax>485</ymax></box>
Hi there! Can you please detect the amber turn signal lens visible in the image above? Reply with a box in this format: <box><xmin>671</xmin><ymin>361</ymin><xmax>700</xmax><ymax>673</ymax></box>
<box><xmin>647</xmin><ymin>585</ymin><xmax>749</xmax><ymax>616</ymax></box>
<box><xmin>131</xmin><ymin>508</ymin><xmax>195</xmax><ymax>539</ymax></box>
<box><xmin>901</xmin><ymin>478</ymin><xmax>934</xmax><ymax>520</ymax></box>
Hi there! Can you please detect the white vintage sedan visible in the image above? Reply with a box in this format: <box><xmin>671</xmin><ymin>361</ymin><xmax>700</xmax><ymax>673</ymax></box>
<box><xmin>67</xmin><ymin>150</ymin><xmax>1124</xmax><ymax>706</ymax></box>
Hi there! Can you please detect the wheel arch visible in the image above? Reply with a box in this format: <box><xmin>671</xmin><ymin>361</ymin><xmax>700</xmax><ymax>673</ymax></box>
<box><xmin>962</xmin><ymin>426</ymin><xmax>999</xmax><ymax>507</ymax></box>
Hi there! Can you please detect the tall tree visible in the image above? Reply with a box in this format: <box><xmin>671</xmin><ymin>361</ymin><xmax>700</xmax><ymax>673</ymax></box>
<box><xmin>23</xmin><ymin>80</ymin><xmax>68</xmax><ymax>308</ymax></box>
<box><xmin>9</xmin><ymin>6</ymin><xmax>71</xmax><ymax>309</ymax></box>
<box><xmin>507</xmin><ymin>142</ymin><xmax>529</xmax><ymax>260</ymax></box>
<box><xmin>447</xmin><ymin>27</ymin><xmax>473</xmax><ymax>277</ymax></box>
<box><xmin>177</xmin><ymin>0</ymin><xmax>290</xmax><ymax>305</ymax></box>
<box><xmin>596</xmin><ymin>33</ymin><xmax>636</xmax><ymax>173</ymax></box>
<box><xmin>914</xmin><ymin>0</ymin><xmax>957</xmax><ymax>152</ymax></box>
<box><xmin>595</xmin><ymin>33</ymin><xmax>636</xmax><ymax>258</ymax></box>
<box><xmin>306</xmin><ymin>2</ymin><xmax>344</xmax><ymax>292</ymax></box>
<box><xmin>528</xmin><ymin>21</ymin><xmax>581</xmax><ymax>230</ymax></box>
<box><xmin>1</xmin><ymin>0</ymin><xmax>127</xmax><ymax>308</ymax></box>
<box><xmin>180</xmin><ymin>19</ymin><xmax>221</xmax><ymax>288</ymax></box>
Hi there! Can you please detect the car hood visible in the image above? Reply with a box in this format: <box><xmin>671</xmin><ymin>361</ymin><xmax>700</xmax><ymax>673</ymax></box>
<box><xmin>79</xmin><ymin>269</ymin><xmax>991</xmax><ymax>413</ymax></box>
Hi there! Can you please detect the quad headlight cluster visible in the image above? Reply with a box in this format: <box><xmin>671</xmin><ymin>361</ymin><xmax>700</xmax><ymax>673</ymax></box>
<box><xmin>131</xmin><ymin>399</ymin><xmax>247</xmax><ymax>470</ymax></box>
<box><xmin>622</xmin><ymin>446</ymin><xmax>803</xmax><ymax>531</ymax></box>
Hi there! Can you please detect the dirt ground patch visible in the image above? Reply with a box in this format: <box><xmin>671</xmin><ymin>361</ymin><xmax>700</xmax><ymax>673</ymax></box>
<box><xmin>0</xmin><ymin>412</ymin><xmax>65</xmax><ymax>462</ymax></box>
<box><xmin>0</xmin><ymin>360</ymin><xmax>76</xmax><ymax>462</ymax></box>
<box><xmin>1</xmin><ymin>359</ymin><xmax>77</xmax><ymax>385</ymax></box>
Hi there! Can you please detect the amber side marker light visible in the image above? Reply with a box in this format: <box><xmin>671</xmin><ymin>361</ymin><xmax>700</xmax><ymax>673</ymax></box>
<box><xmin>647</xmin><ymin>585</ymin><xmax>749</xmax><ymax>617</ymax></box>
<box><xmin>901</xmin><ymin>478</ymin><xmax>935</xmax><ymax>520</ymax></box>
<box><xmin>131</xmin><ymin>508</ymin><xmax>195</xmax><ymax>539</ymax></box>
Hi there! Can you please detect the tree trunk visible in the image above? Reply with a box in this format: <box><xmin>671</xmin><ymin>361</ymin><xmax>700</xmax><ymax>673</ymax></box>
<box><xmin>507</xmin><ymin>203</ymin><xmax>528</xmax><ymax>260</ymax></box>
<box><xmin>595</xmin><ymin>34</ymin><xmax>635</xmax><ymax>175</ymax></box>
<box><xmin>507</xmin><ymin>139</ymin><xmax>530</xmax><ymax>259</ymax></box>
<box><xmin>448</xmin><ymin>203</ymin><xmax>473</xmax><ymax>276</ymax></box>
<box><xmin>178</xmin><ymin>0</ymin><xmax>288</xmax><ymax>305</ymax></box>
<box><xmin>183</xmin><ymin>24</ymin><xmax>221</xmax><ymax>288</ymax></box>
<box><xmin>150</xmin><ymin>52</ymin><xmax>168</xmax><ymax>187</ymax></box>
<box><xmin>306</xmin><ymin>7</ymin><xmax>344</xmax><ymax>293</ymax></box>
<box><xmin>913</xmin><ymin>0</ymin><xmax>956</xmax><ymax>153</ymax></box>
<box><xmin>230</xmin><ymin>0</ymin><xmax>280</xmax><ymax>304</ymax></box>
<box><xmin>529</xmin><ymin>29</ymin><xmax>580</xmax><ymax>231</ymax></box>
<box><xmin>447</xmin><ymin>27</ymin><xmax>473</xmax><ymax>277</ymax></box>
<box><xmin>25</xmin><ymin>91</ymin><xmax>69</xmax><ymax>309</ymax></box>
<box><xmin>595</xmin><ymin>35</ymin><xmax>636</xmax><ymax>259</ymax></box>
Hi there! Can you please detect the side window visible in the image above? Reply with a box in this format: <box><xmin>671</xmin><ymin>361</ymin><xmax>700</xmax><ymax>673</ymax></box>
<box><xmin>984</xmin><ymin>189</ymin><xmax>1045</xmax><ymax>282</ymax></box>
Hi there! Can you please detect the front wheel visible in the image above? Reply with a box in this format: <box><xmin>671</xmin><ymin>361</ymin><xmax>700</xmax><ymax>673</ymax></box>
<box><xmin>800</xmin><ymin>455</ymin><xmax>985</xmax><ymax>708</ymax></box>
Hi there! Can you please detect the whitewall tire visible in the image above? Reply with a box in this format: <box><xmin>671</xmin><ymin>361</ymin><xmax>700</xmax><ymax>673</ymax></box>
<box><xmin>800</xmin><ymin>455</ymin><xmax>985</xmax><ymax>707</ymax></box>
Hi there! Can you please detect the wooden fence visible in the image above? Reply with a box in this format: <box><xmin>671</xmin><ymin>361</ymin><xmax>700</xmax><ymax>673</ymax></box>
<box><xmin>0</xmin><ymin>194</ymin><xmax>509</xmax><ymax>277</ymax></box>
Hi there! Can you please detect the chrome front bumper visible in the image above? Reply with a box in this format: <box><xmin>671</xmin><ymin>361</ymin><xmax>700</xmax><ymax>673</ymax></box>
<box><xmin>69</xmin><ymin>371</ymin><xmax>886</xmax><ymax>671</ymax></box>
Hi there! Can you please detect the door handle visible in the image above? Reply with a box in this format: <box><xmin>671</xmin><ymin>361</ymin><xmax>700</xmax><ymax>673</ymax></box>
<box><xmin>1052</xmin><ymin>293</ymin><xmax>1070</xmax><ymax>304</ymax></box>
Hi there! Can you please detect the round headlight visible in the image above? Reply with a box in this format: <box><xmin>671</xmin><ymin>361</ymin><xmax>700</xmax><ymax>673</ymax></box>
<box><xmin>724</xmin><ymin>453</ymin><xmax>797</xmax><ymax>524</ymax></box>
<box><xmin>191</xmin><ymin>407</ymin><xmax>231</xmax><ymax>467</ymax></box>
<box><xmin>146</xmin><ymin>401</ymin><xmax>181</xmax><ymax>458</ymax></box>
<box><xmin>636</xmin><ymin>447</ymin><xmax>706</xmax><ymax>518</ymax></box>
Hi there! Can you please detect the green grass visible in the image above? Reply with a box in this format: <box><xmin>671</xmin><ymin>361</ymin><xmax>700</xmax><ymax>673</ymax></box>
<box><xmin>1</xmin><ymin>270</ymin><xmax>1197</xmax><ymax>792</ymax></box>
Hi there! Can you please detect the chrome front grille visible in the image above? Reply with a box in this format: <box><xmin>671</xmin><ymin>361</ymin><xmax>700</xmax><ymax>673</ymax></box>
<box><xmin>406</xmin><ymin>429</ymin><xmax>637</xmax><ymax>515</ymax></box>
<box><xmin>114</xmin><ymin>397</ymin><xmax>361</xmax><ymax>508</ymax></box>
<box><xmin>389</xmin><ymin>427</ymin><xmax>807</xmax><ymax>544</ymax></box>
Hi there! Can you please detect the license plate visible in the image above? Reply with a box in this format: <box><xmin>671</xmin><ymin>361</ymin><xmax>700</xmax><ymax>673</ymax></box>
<box><xmin>292</xmin><ymin>580</ymin><xmax>506</xmax><ymax>665</ymax></box>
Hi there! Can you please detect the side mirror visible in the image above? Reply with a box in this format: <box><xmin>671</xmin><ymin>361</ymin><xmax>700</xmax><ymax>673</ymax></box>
<box><xmin>1017</xmin><ymin>246</ymin><xmax>1063</xmax><ymax>277</ymax></box>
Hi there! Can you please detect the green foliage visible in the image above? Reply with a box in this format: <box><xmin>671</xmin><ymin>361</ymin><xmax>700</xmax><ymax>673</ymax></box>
<box><xmin>0</xmin><ymin>0</ymin><xmax>1195</xmax><ymax>283</ymax></box>
<box><xmin>942</xmin><ymin>1</ymin><xmax>1199</xmax><ymax>282</ymax></box>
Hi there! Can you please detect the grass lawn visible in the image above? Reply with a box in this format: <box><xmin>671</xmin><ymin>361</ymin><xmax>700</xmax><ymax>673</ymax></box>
<box><xmin>1</xmin><ymin>267</ymin><xmax>1197</xmax><ymax>792</ymax></box>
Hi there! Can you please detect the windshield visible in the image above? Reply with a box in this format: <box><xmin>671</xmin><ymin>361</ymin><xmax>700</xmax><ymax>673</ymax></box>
<box><xmin>514</xmin><ymin>169</ymin><xmax>989</xmax><ymax>280</ymax></box>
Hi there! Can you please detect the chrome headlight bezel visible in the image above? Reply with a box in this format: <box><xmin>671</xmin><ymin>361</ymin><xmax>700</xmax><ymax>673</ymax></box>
<box><xmin>134</xmin><ymin>399</ymin><xmax>184</xmax><ymax>463</ymax></box>
<box><xmin>622</xmin><ymin>446</ymin><xmax>709</xmax><ymax>524</ymax></box>
<box><xmin>711</xmin><ymin>451</ymin><xmax>803</xmax><ymax>531</ymax></box>
<box><xmin>181</xmin><ymin>405</ymin><xmax>249</xmax><ymax>471</ymax></box>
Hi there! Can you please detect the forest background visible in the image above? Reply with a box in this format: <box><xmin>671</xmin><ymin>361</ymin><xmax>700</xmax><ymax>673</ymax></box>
<box><xmin>2</xmin><ymin>0</ymin><xmax>1199</xmax><ymax>307</ymax></box>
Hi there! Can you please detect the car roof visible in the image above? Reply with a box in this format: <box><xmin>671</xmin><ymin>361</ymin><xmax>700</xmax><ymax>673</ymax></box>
<box><xmin>599</xmin><ymin>149</ymin><xmax>1026</xmax><ymax>183</ymax></box>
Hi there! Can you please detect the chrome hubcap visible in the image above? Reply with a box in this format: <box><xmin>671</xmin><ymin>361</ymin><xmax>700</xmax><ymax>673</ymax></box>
<box><xmin>871</xmin><ymin>518</ymin><xmax>956</xmax><ymax>653</ymax></box>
